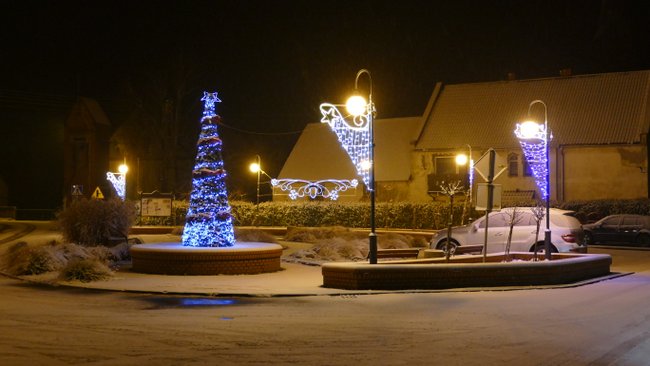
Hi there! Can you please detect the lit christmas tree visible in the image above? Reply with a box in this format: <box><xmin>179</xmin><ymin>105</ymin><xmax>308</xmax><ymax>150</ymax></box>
<box><xmin>182</xmin><ymin>92</ymin><xmax>235</xmax><ymax>247</ymax></box>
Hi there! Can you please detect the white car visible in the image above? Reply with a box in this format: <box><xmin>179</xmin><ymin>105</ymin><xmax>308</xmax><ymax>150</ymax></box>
<box><xmin>430</xmin><ymin>208</ymin><xmax>586</xmax><ymax>254</ymax></box>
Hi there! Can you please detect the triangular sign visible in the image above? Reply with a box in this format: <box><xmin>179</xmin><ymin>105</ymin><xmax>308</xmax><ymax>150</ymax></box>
<box><xmin>91</xmin><ymin>187</ymin><xmax>105</xmax><ymax>199</ymax></box>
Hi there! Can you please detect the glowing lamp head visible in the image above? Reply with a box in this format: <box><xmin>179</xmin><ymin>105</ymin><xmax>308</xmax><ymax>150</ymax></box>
<box><xmin>118</xmin><ymin>164</ymin><xmax>128</xmax><ymax>174</ymax></box>
<box><xmin>346</xmin><ymin>95</ymin><xmax>367</xmax><ymax>116</ymax></box>
<box><xmin>519</xmin><ymin>120</ymin><xmax>543</xmax><ymax>138</ymax></box>
<box><xmin>455</xmin><ymin>154</ymin><xmax>468</xmax><ymax>166</ymax></box>
<box><xmin>360</xmin><ymin>160</ymin><xmax>372</xmax><ymax>171</ymax></box>
<box><xmin>249</xmin><ymin>162</ymin><xmax>261</xmax><ymax>173</ymax></box>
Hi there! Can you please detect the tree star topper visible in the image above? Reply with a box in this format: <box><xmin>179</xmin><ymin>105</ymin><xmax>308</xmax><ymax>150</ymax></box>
<box><xmin>201</xmin><ymin>92</ymin><xmax>221</xmax><ymax>120</ymax></box>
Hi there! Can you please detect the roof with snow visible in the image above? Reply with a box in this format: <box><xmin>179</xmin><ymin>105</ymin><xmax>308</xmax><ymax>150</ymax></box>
<box><xmin>279</xmin><ymin>116</ymin><xmax>422</xmax><ymax>182</ymax></box>
<box><xmin>416</xmin><ymin>70</ymin><xmax>650</xmax><ymax>150</ymax></box>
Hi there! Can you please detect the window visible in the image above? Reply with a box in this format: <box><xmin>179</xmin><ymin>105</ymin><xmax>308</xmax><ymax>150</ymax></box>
<box><xmin>523</xmin><ymin>159</ymin><xmax>533</xmax><ymax>177</ymax></box>
<box><xmin>508</xmin><ymin>153</ymin><xmax>518</xmax><ymax>177</ymax></box>
<box><xmin>622</xmin><ymin>216</ymin><xmax>639</xmax><ymax>225</ymax></box>
<box><xmin>427</xmin><ymin>156</ymin><xmax>464</xmax><ymax>192</ymax></box>
<box><xmin>435</xmin><ymin>157</ymin><xmax>455</xmax><ymax>175</ymax></box>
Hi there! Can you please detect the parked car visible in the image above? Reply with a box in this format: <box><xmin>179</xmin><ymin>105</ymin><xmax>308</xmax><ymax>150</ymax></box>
<box><xmin>430</xmin><ymin>207</ymin><xmax>586</xmax><ymax>254</ymax></box>
<box><xmin>582</xmin><ymin>215</ymin><xmax>650</xmax><ymax>247</ymax></box>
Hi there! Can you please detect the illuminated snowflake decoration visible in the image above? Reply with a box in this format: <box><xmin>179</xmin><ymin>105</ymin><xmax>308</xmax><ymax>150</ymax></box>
<box><xmin>182</xmin><ymin>91</ymin><xmax>235</xmax><ymax>247</ymax></box>
<box><xmin>514</xmin><ymin>123</ymin><xmax>552</xmax><ymax>200</ymax></box>
<box><xmin>106</xmin><ymin>172</ymin><xmax>126</xmax><ymax>200</ymax></box>
<box><xmin>271</xmin><ymin>178</ymin><xmax>358</xmax><ymax>200</ymax></box>
<box><xmin>319</xmin><ymin>103</ymin><xmax>372</xmax><ymax>188</ymax></box>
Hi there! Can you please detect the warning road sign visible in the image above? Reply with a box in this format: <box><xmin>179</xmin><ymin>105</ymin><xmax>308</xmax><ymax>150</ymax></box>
<box><xmin>91</xmin><ymin>187</ymin><xmax>104</xmax><ymax>199</ymax></box>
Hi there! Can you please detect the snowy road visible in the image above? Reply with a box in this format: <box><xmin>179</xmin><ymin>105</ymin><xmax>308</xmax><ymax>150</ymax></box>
<box><xmin>2</xmin><ymin>248</ymin><xmax>650</xmax><ymax>365</ymax></box>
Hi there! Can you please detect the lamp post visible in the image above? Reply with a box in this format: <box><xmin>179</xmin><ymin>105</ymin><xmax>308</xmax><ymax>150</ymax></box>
<box><xmin>515</xmin><ymin>100</ymin><xmax>552</xmax><ymax>260</ymax></box>
<box><xmin>345</xmin><ymin>69</ymin><xmax>377</xmax><ymax>264</ymax></box>
<box><xmin>249</xmin><ymin>155</ymin><xmax>272</xmax><ymax>205</ymax></box>
<box><xmin>455</xmin><ymin>144</ymin><xmax>473</xmax><ymax>224</ymax></box>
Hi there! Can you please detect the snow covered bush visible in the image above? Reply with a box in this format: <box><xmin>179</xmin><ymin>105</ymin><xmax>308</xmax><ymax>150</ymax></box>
<box><xmin>59</xmin><ymin>258</ymin><xmax>112</xmax><ymax>283</ymax></box>
<box><xmin>286</xmin><ymin>228</ymin><xmax>425</xmax><ymax>263</ymax></box>
<box><xmin>0</xmin><ymin>239</ymin><xmax>129</xmax><ymax>282</ymax></box>
<box><xmin>0</xmin><ymin>240</ymin><xmax>116</xmax><ymax>276</ymax></box>
<box><xmin>57</xmin><ymin>198</ymin><xmax>136</xmax><ymax>246</ymax></box>
<box><xmin>234</xmin><ymin>228</ymin><xmax>279</xmax><ymax>243</ymax></box>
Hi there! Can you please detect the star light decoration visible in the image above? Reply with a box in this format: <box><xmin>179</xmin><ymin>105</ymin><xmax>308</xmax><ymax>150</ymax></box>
<box><xmin>319</xmin><ymin>103</ymin><xmax>372</xmax><ymax>188</ymax></box>
<box><xmin>182</xmin><ymin>91</ymin><xmax>235</xmax><ymax>248</ymax></box>
<box><xmin>271</xmin><ymin>178</ymin><xmax>358</xmax><ymax>200</ymax></box>
<box><xmin>514</xmin><ymin>122</ymin><xmax>552</xmax><ymax>200</ymax></box>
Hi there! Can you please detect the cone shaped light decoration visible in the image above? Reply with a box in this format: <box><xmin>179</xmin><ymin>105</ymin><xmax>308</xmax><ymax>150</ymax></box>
<box><xmin>182</xmin><ymin>92</ymin><xmax>235</xmax><ymax>247</ymax></box>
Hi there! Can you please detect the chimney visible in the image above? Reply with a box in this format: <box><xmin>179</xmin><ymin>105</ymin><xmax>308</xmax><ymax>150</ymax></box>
<box><xmin>560</xmin><ymin>68</ymin><xmax>572</xmax><ymax>77</ymax></box>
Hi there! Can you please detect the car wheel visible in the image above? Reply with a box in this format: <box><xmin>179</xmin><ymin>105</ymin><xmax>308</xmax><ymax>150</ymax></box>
<box><xmin>436</xmin><ymin>239</ymin><xmax>458</xmax><ymax>251</ymax></box>
<box><xmin>635</xmin><ymin>234</ymin><xmax>650</xmax><ymax>247</ymax></box>
<box><xmin>584</xmin><ymin>232</ymin><xmax>594</xmax><ymax>245</ymax></box>
<box><xmin>532</xmin><ymin>242</ymin><xmax>558</xmax><ymax>254</ymax></box>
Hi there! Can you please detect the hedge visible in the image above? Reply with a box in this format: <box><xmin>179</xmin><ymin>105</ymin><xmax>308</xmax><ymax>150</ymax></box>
<box><xmin>136</xmin><ymin>200</ymin><xmax>466</xmax><ymax>230</ymax></box>
<box><xmin>133</xmin><ymin>198</ymin><xmax>650</xmax><ymax>229</ymax></box>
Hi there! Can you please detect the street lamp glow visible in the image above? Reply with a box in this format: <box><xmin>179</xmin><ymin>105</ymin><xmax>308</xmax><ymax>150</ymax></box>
<box><xmin>455</xmin><ymin>153</ymin><xmax>468</xmax><ymax>166</ymax></box>
<box><xmin>249</xmin><ymin>162</ymin><xmax>261</xmax><ymax>173</ymax></box>
<box><xmin>360</xmin><ymin>159</ymin><xmax>372</xmax><ymax>171</ymax></box>
<box><xmin>346</xmin><ymin>95</ymin><xmax>367</xmax><ymax>116</ymax></box>
<box><xmin>118</xmin><ymin>164</ymin><xmax>129</xmax><ymax>174</ymax></box>
<box><xmin>519</xmin><ymin>120</ymin><xmax>543</xmax><ymax>139</ymax></box>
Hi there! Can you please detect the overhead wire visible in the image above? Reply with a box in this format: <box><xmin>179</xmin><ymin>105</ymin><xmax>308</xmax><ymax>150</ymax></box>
<box><xmin>216</xmin><ymin>120</ymin><xmax>304</xmax><ymax>136</ymax></box>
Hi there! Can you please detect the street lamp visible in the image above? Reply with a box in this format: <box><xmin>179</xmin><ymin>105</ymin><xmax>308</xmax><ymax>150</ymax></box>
<box><xmin>318</xmin><ymin>69</ymin><xmax>376</xmax><ymax>263</ymax></box>
<box><xmin>345</xmin><ymin>69</ymin><xmax>377</xmax><ymax>264</ymax></box>
<box><xmin>249</xmin><ymin>155</ymin><xmax>272</xmax><ymax>205</ymax></box>
<box><xmin>455</xmin><ymin>144</ymin><xmax>474</xmax><ymax>224</ymax></box>
<box><xmin>515</xmin><ymin>100</ymin><xmax>552</xmax><ymax>260</ymax></box>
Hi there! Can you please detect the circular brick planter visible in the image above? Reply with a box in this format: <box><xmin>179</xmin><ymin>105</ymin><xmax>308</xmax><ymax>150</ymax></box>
<box><xmin>130</xmin><ymin>242</ymin><xmax>283</xmax><ymax>275</ymax></box>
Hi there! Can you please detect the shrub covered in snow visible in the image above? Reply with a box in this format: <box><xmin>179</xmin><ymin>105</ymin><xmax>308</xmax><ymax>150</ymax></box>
<box><xmin>0</xmin><ymin>240</ymin><xmax>131</xmax><ymax>279</ymax></box>
<box><xmin>57</xmin><ymin>198</ymin><xmax>136</xmax><ymax>246</ymax></box>
<box><xmin>286</xmin><ymin>227</ymin><xmax>426</xmax><ymax>263</ymax></box>
<box><xmin>59</xmin><ymin>258</ymin><xmax>112</xmax><ymax>283</ymax></box>
<box><xmin>234</xmin><ymin>228</ymin><xmax>279</xmax><ymax>243</ymax></box>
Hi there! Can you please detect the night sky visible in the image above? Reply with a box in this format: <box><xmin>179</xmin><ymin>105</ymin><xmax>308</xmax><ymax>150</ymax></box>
<box><xmin>2</xmin><ymin>0</ymin><xmax>649</xmax><ymax>209</ymax></box>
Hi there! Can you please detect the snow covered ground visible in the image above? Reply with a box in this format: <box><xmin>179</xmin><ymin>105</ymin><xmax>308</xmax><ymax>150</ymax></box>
<box><xmin>2</xmin><ymin>220</ymin><xmax>650</xmax><ymax>365</ymax></box>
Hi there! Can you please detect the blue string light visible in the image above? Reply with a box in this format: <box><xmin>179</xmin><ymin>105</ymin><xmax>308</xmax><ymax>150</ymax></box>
<box><xmin>514</xmin><ymin>123</ymin><xmax>550</xmax><ymax>200</ymax></box>
<box><xmin>182</xmin><ymin>92</ymin><xmax>235</xmax><ymax>247</ymax></box>
<box><xmin>319</xmin><ymin>103</ymin><xmax>371</xmax><ymax>188</ymax></box>
<box><xmin>106</xmin><ymin>172</ymin><xmax>126</xmax><ymax>200</ymax></box>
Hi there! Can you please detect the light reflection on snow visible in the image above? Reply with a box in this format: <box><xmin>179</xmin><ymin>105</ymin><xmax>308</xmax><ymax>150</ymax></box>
<box><xmin>143</xmin><ymin>297</ymin><xmax>242</xmax><ymax>309</ymax></box>
<box><xmin>180</xmin><ymin>298</ymin><xmax>236</xmax><ymax>307</ymax></box>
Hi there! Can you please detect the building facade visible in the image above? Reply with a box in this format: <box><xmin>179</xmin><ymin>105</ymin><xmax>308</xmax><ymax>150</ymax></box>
<box><xmin>280</xmin><ymin>70</ymin><xmax>650</xmax><ymax>204</ymax></box>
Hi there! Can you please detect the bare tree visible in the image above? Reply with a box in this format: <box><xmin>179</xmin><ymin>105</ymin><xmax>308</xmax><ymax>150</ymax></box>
<box><xmin>503</xmin><ymin>207</ymin><xmax>524</xmax><ymax>262</ymax></box>
<box><xmin>530</xmin><ymin>203</ymin><xmax>546</xmax><ymax>261</ymax></box>
<box><xmin>440</xmin><ymin>181</ymin><xmax>464</xmax><ymax>261</ymax></box>
<box><xmin>114</xmin><ymin>54</ymin><xmax>204</xmax><ymax>193</ymax></box>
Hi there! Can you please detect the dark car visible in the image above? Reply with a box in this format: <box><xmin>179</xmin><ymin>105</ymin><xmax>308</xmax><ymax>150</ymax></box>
<box><xmin>582</xmin><ymin>215</ymin><xmax>650</xmax><ymax>247</ymax></box>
